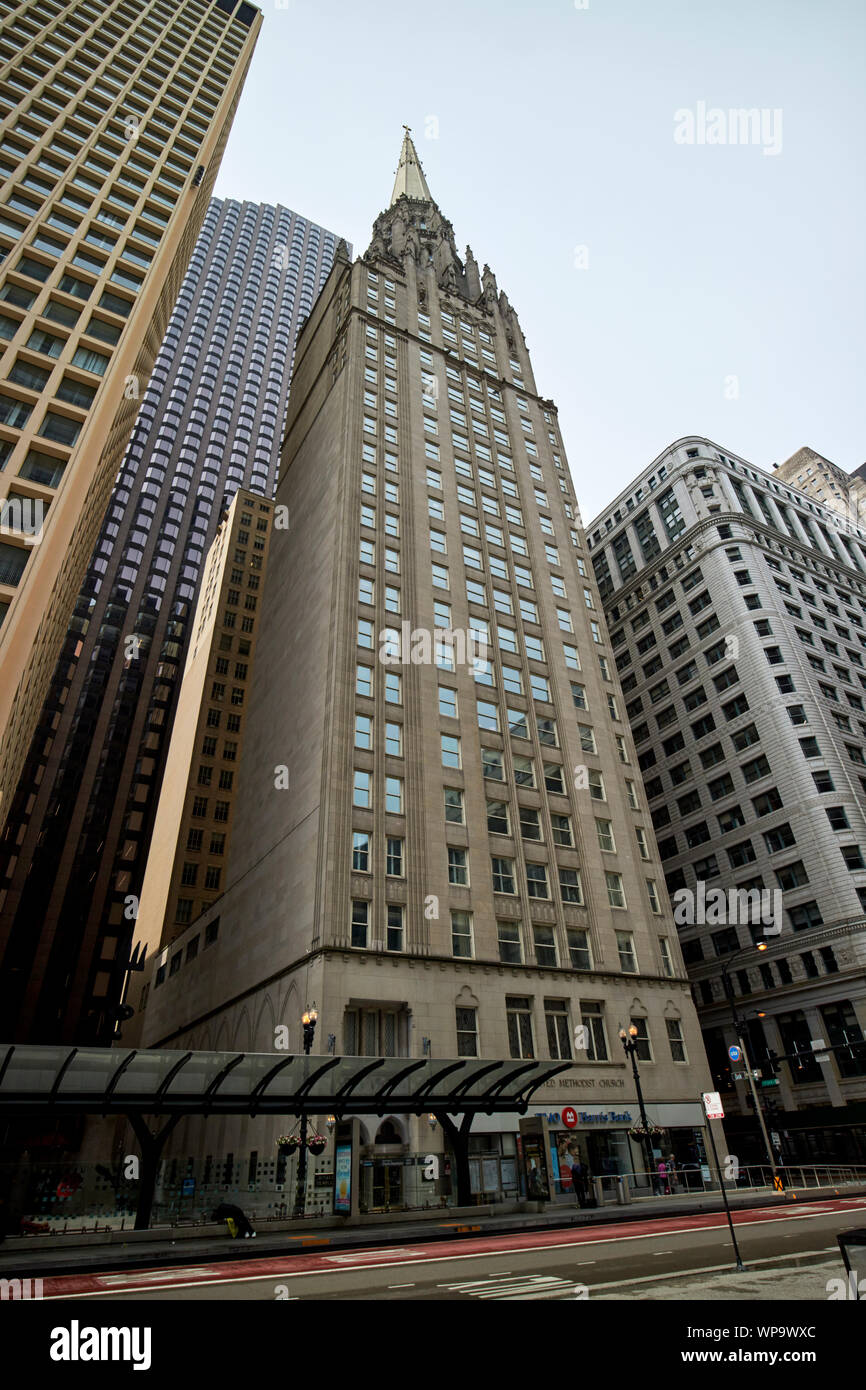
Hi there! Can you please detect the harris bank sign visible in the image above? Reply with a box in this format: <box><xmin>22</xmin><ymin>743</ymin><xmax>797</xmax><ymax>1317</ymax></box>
<box><xmin>536</xmin><ymin>1109</ymin><xmax>634</xmax><ymax>1126</ymax></box>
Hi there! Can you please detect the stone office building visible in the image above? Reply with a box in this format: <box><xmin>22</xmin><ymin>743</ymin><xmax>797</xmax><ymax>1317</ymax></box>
<box><xmin>587</xmin><ymin>438</ymin><xmax>866</xmax><ymax>1162</ymax></box>
<box><xmin>134</xmin><ymin>135</ymin><xmax>717</xmax><ymax>1209</ymax></box>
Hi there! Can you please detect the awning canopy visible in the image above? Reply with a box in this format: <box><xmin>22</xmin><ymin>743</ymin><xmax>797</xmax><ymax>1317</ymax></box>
<box><xmin>0</xmin><ymin>1045</ymin><xmax>571</xmax><ymax>1118</ymax></box>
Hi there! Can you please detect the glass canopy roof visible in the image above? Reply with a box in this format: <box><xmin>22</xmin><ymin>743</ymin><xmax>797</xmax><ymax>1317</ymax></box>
<box><xmin>0</xmin><ymin>1045</ymin><xmax>570</xmax><ymax>1116</ymax></box>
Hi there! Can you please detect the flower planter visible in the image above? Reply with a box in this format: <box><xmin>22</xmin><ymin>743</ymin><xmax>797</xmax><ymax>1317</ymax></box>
<box><xmin>308</xmin><ymin>1139</ymin><xmax>326</xmax><ymax>1156</ymax></box>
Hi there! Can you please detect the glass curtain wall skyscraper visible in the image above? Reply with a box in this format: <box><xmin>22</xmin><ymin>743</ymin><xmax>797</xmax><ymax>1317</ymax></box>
<box><xmin>0</xmin><ymin>196</ymin><xmax>346</xmax><ymax>1043</ymax></box>
<box><xmin>0</xmin><ymin>0</ymin><xmax>262</xmax><ymax>821</ymax></box>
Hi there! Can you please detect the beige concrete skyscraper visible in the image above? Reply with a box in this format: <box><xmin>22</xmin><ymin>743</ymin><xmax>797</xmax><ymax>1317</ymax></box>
<box><xmin>137</xmin><ymin>135</ymin><xmax>716</xmax><ymax>1205</ymax></box>
<box><xmin>773</xmin><ymin>446</ymin><xmax>866</xmax><ymax>530</ymax></box>
<box><xmin>133</xmin><ymin>487</ymin><xmax>273</xmax><ymax>974</ymax></box>
<box><xmin>0</xmin><ymin>0</ymin><xmax>261</xmax><ymax>825</ymax></box>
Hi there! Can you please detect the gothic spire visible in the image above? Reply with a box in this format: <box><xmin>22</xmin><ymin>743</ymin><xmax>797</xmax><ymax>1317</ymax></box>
<box><xmin>390</xmin><ymin>126</ymin><xmax>433</xmax><ymax>205</ymax></box>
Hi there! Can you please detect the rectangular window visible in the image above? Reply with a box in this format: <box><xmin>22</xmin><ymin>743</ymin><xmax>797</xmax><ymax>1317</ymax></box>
<box><xmin>351</xmin><ymin>900</ymin><xmax>369</xmax><ymax>949</ymax></box>
<box><xmin>448</xmin><ymin>847</ymin><xmax>469</xmax><ymax>886</ymax></box>
<box><xmin>492</xmin><ymin>856</ymin><xmax>516</xmax><ymax>894</ymax></box>
<box><xmin>497</xmin><ymin>919</ymin><xmax>522</xmax><ymax>964</ymax></box>
<box><xmin>616</xmin><ymin>929</ymin><xmax>637</xmax><ymax>969</ymax></box>
<box><xmin>506</xmin><ymin>996</ymin><xmax>535</xmax><ymax>1059</ymax></box>
<box><xmin>451</xmin><ymin>909</ymin><xmax>472</xmax><ymax>956</ymax></box>
<box><xmin>526</xmin><ymin>862</ymin><xmax>549</xmax><ymax>898</ymax></box>
<box><xmin>386</xmin><ymin>904</ymin><xmax>404</xmax><ymax>952</ymax></box>
<box><xmin>352</xmin><ymin>831</ymin><xmax>370</xmax><ymax>872</ymax></box>
<box><xmin>456</xmin><ymin>1006</ymin><xmax>478</xmax><ymax>1057</ymax></box>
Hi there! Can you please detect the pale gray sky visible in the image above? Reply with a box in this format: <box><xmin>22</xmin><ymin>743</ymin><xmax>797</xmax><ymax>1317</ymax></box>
<box><xmin>214</xmin><ymin>0</ymin><xmax>865</xmax><ymax>521</ymax></box>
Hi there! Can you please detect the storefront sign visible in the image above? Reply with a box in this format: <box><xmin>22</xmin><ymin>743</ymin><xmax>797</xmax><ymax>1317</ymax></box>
<box><xmin>537</xmin><ymin>1076</ymin><xmax>626</xmax><ymax>1091</ymax></box>
<box><xmin>536</xmin><ymin>1110</ymin><xmax>633</xmax><ymax>1125</ymax></box>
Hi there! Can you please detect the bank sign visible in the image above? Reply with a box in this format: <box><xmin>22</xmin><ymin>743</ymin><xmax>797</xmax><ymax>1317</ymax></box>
<box><xmin>537</xmin><ymin>1109</ymin><xmax>633</xmax><ymax>1127</ymax></box>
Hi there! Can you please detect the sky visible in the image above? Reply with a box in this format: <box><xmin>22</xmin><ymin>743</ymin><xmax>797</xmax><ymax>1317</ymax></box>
<box><xmin>214</xmin><ymin>0</ymin><xmax>865</xmax><ymax>523</ymax></box>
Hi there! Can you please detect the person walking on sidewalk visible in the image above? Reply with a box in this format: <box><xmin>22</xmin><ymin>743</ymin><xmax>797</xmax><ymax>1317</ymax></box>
<box><xmin>570</xmin><ymin>1156</ymin><xmax>590</xmax><ymax>1209</ymax></box>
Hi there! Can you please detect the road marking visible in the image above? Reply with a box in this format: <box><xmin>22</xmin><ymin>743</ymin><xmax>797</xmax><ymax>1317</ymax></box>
<box><xmin>387</xmin><ymin>1283</ymin><xmax>415</xmax><ymax>1289</ymax></box>
<box><xmin>42</xmin><ymin>1203</ymin><xmax>863</xmax><ymax>1298</ymax></box>
<box><xmin>97</xmin><ymin>1267</ymin><xmax>219</xmax><ymax>1286</ymax></box>
<box><xmin>438</xmin><ymin>1274</ymin><xmax>586</xmax><ymax>1300</ymax></box>
<box><xmin>324</xmin><ymin>1247</ymin><xmax>421</xmax><ymax>1263</ymax></box>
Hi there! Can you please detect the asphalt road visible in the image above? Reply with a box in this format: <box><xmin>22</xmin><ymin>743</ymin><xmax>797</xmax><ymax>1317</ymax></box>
<box><xmin>40</xmin><ymin>1195</ymin><xmax>866</xmax><ymax>1300</ymax></box>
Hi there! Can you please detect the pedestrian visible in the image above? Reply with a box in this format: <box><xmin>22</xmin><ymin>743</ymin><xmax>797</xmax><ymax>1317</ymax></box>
<box><xmin>666</xmin><ymin>1154</ymin><xmax>678</xmax><ymax>1192</ymax></box>
<box><xmin>528</xmin><ymin>1161</ymin><xmax>546</xmax><ymax>1201</ymax></box>
<box><xmin>657</xmin><ymin>1159</ymin><xmax>670</xmax><ymax>1196</ymax></box>
<box><xmin>212</xmin><ymin>1201</ymin><xmax>256</xmax><ymax>1238</ymax></box>
<box><xmin>570</xmin><ymin>1156</ymin><xmax>589</xmax><ymax>1209</ymax></box>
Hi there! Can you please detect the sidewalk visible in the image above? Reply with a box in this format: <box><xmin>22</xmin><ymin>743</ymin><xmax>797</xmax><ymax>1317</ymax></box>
<box><xmin>1</xmin><ymin>1184</ymin><xmax>863</xmax><ymax>1278</ymax></box>
<box><xmin>596</xmin><ymin>1257</ymin><xmax>842</xmax><ymax>1300</ymax></box>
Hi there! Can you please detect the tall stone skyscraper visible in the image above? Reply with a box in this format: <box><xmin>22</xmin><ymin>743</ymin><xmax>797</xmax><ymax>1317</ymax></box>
<box><xmin>0</xmin><ymin>196</ymin><xmax>345</xmax><ymax>1044</ymax></box>
<box><xmin>0</xmin><ymin>0</ymin><xmax>262</xmax><ymax>821</ymax></box>
<box><xmin>137</xmin><ymin>134</ymin><xmax>716</xmax><ymax>1202</ymax></box>
<box><xmin>587</xmin><ymin>439</ymin><xmax>866</xmax><ymax>1162</ymax></box>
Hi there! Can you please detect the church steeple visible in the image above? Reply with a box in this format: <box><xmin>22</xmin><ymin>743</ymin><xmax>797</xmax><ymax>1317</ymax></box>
<box><xmin>367</xmin><ymin>129</ymin><xmax>522</xmax><ymax>330</ymax></box>
<box><xmin>389</xmin><ymin>126</ymin><xmax>433</xmax><ymax>205</ymax></box>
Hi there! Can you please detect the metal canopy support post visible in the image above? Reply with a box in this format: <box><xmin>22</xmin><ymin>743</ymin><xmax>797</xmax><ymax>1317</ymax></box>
<box><xmin>127</xmin><ymin>1112</ymin><xmax>183</xmax><ymax>1231</ymax></box>
<box><xmin>438</xmin><ymin>1111</ymin><xmax>474</xmax><ymax>1206</ymax></box>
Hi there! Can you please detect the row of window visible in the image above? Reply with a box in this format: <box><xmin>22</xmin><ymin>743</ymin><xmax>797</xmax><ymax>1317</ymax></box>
<box><xmin>348</xmin><ymin>899</ymin><xmax>671</xmax><ymax>972</ymax></box>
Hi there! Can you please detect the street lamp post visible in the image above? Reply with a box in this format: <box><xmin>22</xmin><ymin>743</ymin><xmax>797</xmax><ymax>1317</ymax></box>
<box><xmin>720</xmin><ymin>947</ymin><xmax>780</xmax><ymax>1185</ymax></box>
<box><xmin>619</xmin><ymin>1025</ymin><xmax>656</xmax><ymax>1188</ymax></box>
<box><xmin>294</xmin><ymin>1007</ymin><xmax>318</xmax><ymax>1218</ymax></box>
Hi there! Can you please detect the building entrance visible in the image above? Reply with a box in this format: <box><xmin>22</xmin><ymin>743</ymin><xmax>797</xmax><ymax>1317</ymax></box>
<box><xmin>365</xmin><ymin>1158</ymin><xmax>403</xmax><ymax>1211</ymax></box>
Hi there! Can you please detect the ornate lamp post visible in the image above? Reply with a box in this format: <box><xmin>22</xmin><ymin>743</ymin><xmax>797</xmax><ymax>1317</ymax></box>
<box><xmin>619</xmin><ymin>1024</ymin><xmax>656</xmax><ymax>1186</ymax></box>
<box><xmin>294</xmin><ymin>1007</ymin><xmax>318</xmax><ymax>1218</ymax></box>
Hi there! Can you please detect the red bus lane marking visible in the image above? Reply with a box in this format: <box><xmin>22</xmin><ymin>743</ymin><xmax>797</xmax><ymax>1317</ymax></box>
<box><xmin>40</xmin><ymin>1196</ymin><xmax>866</xmax><ymax>1298</ymax></box>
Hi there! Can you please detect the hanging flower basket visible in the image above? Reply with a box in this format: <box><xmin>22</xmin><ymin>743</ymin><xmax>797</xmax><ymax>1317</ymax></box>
<box><xmin>628</xmin><ymin>1122</ymin><xmax>665</xmax><ymax>1141</ymax></box>
<box><xmin>307</xmin><ymin>1135</ymin><xmax>327</xmax><ymax>1156</ymax></box>
<box><xmin>277</xmin><ymin>1135</ymin><xmax>301</xmax><ymax>1155</ymax></box>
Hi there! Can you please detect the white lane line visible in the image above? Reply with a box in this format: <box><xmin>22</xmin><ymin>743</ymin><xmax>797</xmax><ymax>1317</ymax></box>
<box><xmin>43</xmin><ymin>1207</ymin><xmax>862</xmax><ymax>1299</ymax></box>
<box><xmin>387</xmin><ymin>1283</ymin><xmax>415</xmax><ymax>1289</ymax></box>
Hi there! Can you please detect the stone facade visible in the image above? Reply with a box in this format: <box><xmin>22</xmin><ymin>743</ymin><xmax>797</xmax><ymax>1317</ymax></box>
<box><xmin>136</xmin><ymin>136</ymin><xmax>716</xmax><ymax>1193</ymax></box>
<box><xmin>588</xmin><ymin>437</ymin><xmax>866</xmax><ymax>1160</ymax></box>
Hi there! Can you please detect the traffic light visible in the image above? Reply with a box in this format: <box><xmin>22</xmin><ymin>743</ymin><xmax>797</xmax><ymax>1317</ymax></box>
<box><xmin>767</xmin><ymin>1049</ymin><xmax>782</xmax><ymax>1074</ymax></box>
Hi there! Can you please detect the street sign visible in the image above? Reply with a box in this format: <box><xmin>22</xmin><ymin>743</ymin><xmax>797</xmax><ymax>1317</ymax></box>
<box><xmin>728</xmin><ymin>1045</ymin><xmax>741</xmax><ymax>1061</ymax></box>
<box><xmin>702</xmin><ymin>1091</ymin><xmax>725</xmax><ymax>1119</ymax></box>
<box><xmin>761</xmin><ymin>1078</ymin><xmax>779</xmax><ymax>1087</ymax></box>
<box><xmin>770</xmin><ymin>1132</ymin><xmax>781</xmax><ymax>1148</ymax></box>
<box><xmin>814</xmin><ymin>1053</ymin><xmax>831</xmax><ymax>1064</ymax></box>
